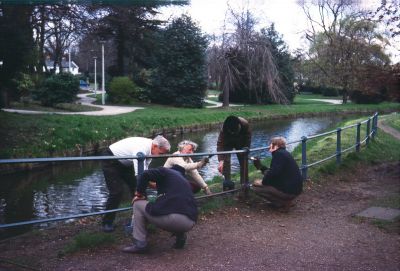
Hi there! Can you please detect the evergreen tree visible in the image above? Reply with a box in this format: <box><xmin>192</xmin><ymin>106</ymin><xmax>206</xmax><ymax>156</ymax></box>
<box><xmin>150</xmin><ymin>15</ymin><xmax>208</xmax><ymax>108</ymax></box>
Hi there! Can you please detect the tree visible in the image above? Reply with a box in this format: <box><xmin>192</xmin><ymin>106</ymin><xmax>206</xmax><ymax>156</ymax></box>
<box><xmin>149</xmin><ymin>15</ymin><xmax>208</xmax><ymax>108</ymax></box>
<box><xmin>214</xmin><ymin>9</ymin><xmax>290</xmax><ymax>105</ymax></box>
<box><xmin>298</xmin><ymin>0</ymin><xmax>391</xmax><ymax>103</ymax></box>
<box><xmin>0</xmin><ymin>5</ymin><xmax>34</xmax><ymax>107</ymax></box>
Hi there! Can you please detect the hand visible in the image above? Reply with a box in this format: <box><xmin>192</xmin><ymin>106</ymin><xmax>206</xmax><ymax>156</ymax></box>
<box><xmin>203</xmin><ymin>186</ymin><xmax>212</xmax><ymax>195</ymax></box>
<box><xmin>253</xmin><ymin>179</ymin><xmax>263</xmax><ymax>187</ymax></box>
<box><xmin>132</xmin><ymin>192</ymin><xmax>146</xmax><ymax>204</ymax></box>
<box><xmin>252</xmin><ymin>157</ymin><xmax>262</xmax><ymax>170</ymax></box>
<box><xmin>218</xmin><ymin>161</ymin><xmax>224</xmax><ymax>174</ymax></box>
<box><xmin>199</xmin><ymin>157</ymin><xmax>209</xmax><ymax>168</ymax></box>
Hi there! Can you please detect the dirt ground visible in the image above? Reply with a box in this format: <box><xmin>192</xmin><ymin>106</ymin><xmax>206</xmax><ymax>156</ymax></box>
<box><xmin>0</xmin><ymin>161</ymin><xmax>399</xmax><ymax>271</ymax></box>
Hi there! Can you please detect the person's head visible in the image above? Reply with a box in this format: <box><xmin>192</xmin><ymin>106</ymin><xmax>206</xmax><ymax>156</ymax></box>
<box><xmin>223</xmin><ymin>116</ymin><xmax>241</xmax><ymax>136</ymax></box>
<box><xmin>269</xmin><ymin>136</ymin><xmax>286</xmax><ymax>152</ymax></box>
<box><xmin>151</xmin><ymin>135</ymin><xmax>171</xmax><ymax>155</ymax></box>
<box><xmin>177</xmin><ymin>140</ymin><xmax>198</xmax><ymax>154</ymax></box>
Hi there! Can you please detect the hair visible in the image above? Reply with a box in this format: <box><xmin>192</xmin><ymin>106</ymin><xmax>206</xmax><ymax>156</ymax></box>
<box><xmin>223</xmin><ymin>115</ymin><xmax>241</xmax><ymax>134</ymax></box>
<box><xmin>177</xmin><ymin>140</ymin><xmax>198</xmax><ymax>152</ymax></box>
<box><xmin>270</xmin><ymin>136</ymin><xmax>286</xmax><ymax>149</ymax></box>
<box><xmin>152</xmin><ymin>135</ymin><xmax>171</xmax><ymax>151</ymax></box>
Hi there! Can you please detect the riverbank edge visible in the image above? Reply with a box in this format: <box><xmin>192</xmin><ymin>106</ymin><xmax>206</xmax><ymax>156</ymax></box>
<box><xmin>0</xmin><ymin>108</ymin><xmax>395</xmax><ymax>175</ymax></box>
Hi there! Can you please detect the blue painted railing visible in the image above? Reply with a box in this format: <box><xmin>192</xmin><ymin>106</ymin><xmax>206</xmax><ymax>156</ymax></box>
<box><xmin>0</xmin><ymin>113</ymin><xmax>378</xmax><ymax>229</ymax></box>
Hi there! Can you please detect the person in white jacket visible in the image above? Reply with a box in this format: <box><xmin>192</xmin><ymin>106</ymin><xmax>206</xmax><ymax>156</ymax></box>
<box><xmin>102</xmin><ymin>135</ymin><xmax>170</xmax><ymax>232</ymax></box>
<box><xmin>164</xmin><ymin>140</ymin><xmax>212</xmax><ymax>195</ymax></box>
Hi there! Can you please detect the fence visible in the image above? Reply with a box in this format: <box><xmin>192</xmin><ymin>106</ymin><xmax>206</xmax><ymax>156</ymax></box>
<box><xmin>0</xmin><ymin>113</ymin><xmax>378</xmax><ymax>230</ymax></box>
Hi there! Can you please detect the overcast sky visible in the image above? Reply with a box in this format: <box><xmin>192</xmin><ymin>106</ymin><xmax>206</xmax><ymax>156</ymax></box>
<box><xmin>158</xmin><ymin>0</ymin><xmax>399</xmax><ymax>63</ymax></box>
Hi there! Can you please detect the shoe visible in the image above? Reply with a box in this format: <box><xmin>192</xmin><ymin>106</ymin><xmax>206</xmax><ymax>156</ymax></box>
<box><xmin>102</xmin><ymin>223</ymin><xmax>115</xmax><ymax>233</ymax></box>
<box><xmin>122</xmin><ymin>244</ymin><xmax>148</xmax><ymax>254</ymax></box>
<box><xmin>173</xmin><ymin>232</ymin><xmax>187</xmax><ymax>249</ymax></box>
<box><xmin>223</xmin><ymin>180</ymin><xmax>235</xmax><ymax>191</ymax></box>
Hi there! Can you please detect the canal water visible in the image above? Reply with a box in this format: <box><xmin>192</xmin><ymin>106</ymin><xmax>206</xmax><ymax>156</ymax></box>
<box><xmin>0</xmin><ymin>116</ymin><xmax>344</xmax><ymax>237</ymax></box>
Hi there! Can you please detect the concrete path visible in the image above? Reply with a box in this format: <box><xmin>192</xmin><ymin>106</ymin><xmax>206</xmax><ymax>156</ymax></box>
<box><xmin>1</xmin><ymin>92</ymin><xmax>145</xmax><ymax>116</ymax></box>
<box><xmin>308</xmin><ymin>98</ymin><xmax>342</xmax><ymax>104</ymax></box>
<box><xmin>205</xmin><ymin>96</ymin><xmax>243</xmax><ymax>108</ymax></box>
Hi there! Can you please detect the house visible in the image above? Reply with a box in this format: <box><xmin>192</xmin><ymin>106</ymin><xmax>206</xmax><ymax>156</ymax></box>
<box><xmin>45</xmin><ymin>59</ymin><xmax>80</xmax><ymax>75</ymax></box>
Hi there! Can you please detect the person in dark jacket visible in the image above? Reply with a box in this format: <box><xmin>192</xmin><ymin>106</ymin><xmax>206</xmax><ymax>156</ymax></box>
<box><xmin>217</xmin><ymin>116</ymin><xmax>252</xmax><ymax>190</ymax></box>
<box><xmin>252</xmin><ymin>136</ymin><xmax>302</xmax><ymax>211</ymax></box>
<box><xmin>122</xmin><ymin>165</ymin><xmax>198</xmax><ymax>254</ymax></box>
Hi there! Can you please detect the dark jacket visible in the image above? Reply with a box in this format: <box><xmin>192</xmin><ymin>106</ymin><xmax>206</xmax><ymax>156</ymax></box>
<box><xmin>217</xmin><ymin>117</ymin><xmax>251</xmax><ymax>161</ymax></box>
<box><xmin>262</xmin><ymin>148</ymin><xmax>303</xmax><ymax>195</ymax></box>
<box><xmin>137</xmin><ymin>167</ymin><xmax>198</xmax><ymax>222</ymax></box>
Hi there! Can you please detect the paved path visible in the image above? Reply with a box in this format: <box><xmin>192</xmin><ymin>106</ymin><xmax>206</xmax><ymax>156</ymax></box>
<box><xmin>1</xmin><ymin>92</ymin><xmax>144</xmax><ymax>116</ymax></box>
<box><xmin>308</xmin><ymin>98</ymin><xmax>342</xmax><ymax>104</ymax></box>
<box><xmin>378</xmin><ymin>119</ymin><xmax>400</xmax><ymax>140</ymax></box>
<box><xmin>205</xmin><ymin>96</ymin><xmax>243</xmax><ymax>108</ymax></box>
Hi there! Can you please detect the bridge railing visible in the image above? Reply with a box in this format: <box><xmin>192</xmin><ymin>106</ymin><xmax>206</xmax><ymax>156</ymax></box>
<box><xmin>0</xmin><ymin>113</ymin><xmax>378</xmax><ymax>229</ymax></box>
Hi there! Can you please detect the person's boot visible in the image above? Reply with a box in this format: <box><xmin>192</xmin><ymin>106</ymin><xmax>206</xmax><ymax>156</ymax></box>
<box><xmin>223</xmin><ymin>179</ymin><xmax>235</xmax><ymax>191</ymax></box>
<box><xmin>102</xmin><ymin>223</ymin><xmax>115</xmax><ymax>233</ymax></box>
<box><xmin>173</xmin><ymin>232</ymin><xmax>187</xmax><ymax>249</ymax></box>
<box><xmin>122</xmin><ymin>239</ymin><xmax>148</xmax><ymax>254</ymax></box>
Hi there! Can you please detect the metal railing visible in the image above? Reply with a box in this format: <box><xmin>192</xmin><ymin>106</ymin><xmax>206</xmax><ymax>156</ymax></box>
<box><xmin>0</xmin><ymin>113</ymin><xmax>378</xmax><ymax>229</ymax></box>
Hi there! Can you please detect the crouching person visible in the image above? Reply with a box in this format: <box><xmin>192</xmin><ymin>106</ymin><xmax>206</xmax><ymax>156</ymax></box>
<box><xmin>122</xmin><ymin>165</ymin><xmax>198</xmax><ymax>254</ymax></box>
<box><xmin>252</xmin><ymin>137</ymin><xmax>303</xmax><ymax>212</ymax></box>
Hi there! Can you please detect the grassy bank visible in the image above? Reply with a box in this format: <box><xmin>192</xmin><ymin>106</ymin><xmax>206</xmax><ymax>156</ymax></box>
<box><xmin>0</xmin><ymin>96</ymin><xmax>398</xmax><ymax>159</ymax></box>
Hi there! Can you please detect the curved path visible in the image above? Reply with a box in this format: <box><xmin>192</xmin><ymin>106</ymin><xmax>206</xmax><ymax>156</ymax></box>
<box><xmin>1</xmin><ymin>92</ymin><xmax>144</xmax><ymax>116</ymax></box>
<box><xmin>378</xmin><ymin>119</ymin><xmax>400</xmax><ymax>140</ymax></box>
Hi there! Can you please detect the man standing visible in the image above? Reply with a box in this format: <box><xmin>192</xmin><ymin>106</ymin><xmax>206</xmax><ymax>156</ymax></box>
<box><xmin>252</xmin><ymin>136</ymin><xmax>302</xmax><ymax>211</ymax></box>
<box><xmin>122</xmin><ymin>165</ymin><xmax>198</xmax><ymax>253</ymax></box>
<box><xmin>102</xmin><ymin>135</ymin><xmax>170</xmax><ymax>232</ymax></box>
<box><xmin>217</xmin><ymin>115</ymin><xmax>252</xmax><ymax>190</ymax></box>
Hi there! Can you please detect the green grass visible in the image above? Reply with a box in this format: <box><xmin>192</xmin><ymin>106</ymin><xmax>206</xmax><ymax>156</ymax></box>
<box><xmin>59</xmin><ymin>232</ymin><xmax>115</xmax><ymax>256</ymax></box>
<box><xmin>0</xmin><ymin>97</ymin><xmax>398</xmax><ymax>159</ymax></box>
<box><xmin>291</xmin><ymin>114</ymin><xmax>400</xmax><ymax>181</ymax></box>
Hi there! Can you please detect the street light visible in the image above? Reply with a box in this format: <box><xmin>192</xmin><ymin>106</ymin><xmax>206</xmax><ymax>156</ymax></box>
<box><xmin>100</xmin><ymin>40</ymin><xmax>106</xmax><ymax>105</ymax></box>
<box><xmin>93</xmin><ymin>56</ymin><xmax>97</xmax><ymax>96</ymax></box>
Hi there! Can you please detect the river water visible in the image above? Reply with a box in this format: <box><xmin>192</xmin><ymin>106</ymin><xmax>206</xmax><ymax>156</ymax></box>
<box><xmin>0</xmin><ymin>116</ymin><xmax>344</xmax><ymax>237</ymax></box>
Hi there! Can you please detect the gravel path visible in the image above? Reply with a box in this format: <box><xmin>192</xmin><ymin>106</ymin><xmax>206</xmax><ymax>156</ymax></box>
<box><xmin>1</xmin><ymin>162</ymin><xmax>399</xmax><ymax>271</ymax></box>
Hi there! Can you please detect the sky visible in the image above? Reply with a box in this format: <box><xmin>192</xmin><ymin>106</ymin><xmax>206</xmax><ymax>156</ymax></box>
<box><xmin>158</xmin><ymin>0</ymin><xmax>400</xmax><ymax>63</ymax></box>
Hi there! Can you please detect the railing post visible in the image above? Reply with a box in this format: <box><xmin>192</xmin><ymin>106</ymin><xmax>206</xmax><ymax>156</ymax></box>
<box><xmin>136</xmin><ymin>152</ymin><xmax>145</xmax><ymax>175</ymax></box>
<box><xmin>336</xmin><ymin>128</ymin><xmax>342</xmax><ymax>164</ymax></box>
<box><xmin>372</xmin><ymin>112</ymin><xmax>378</xmax><ymax>138</ymax></box>
<box><xmin>356</xmin><ymin>122</ymin><xmax>361</xmax><ymax>152</ymax></box>
<box><xmin>301</xmin><ymin>136</ymin><xmax>308</xmax><ymax>181</ymax></box>
<box><xmin>241</xmin><ymin>147</ymin><xmax>250</xmax><ymax>198</ymax></box>
<box><xmin>366</xmin><ymin>118</ymin><xmax>371</xmax><ymax>146</ymax></box>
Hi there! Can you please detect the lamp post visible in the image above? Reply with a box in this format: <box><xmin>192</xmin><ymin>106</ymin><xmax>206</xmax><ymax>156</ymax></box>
<box><xmin>93</xmin><ymin>56</ymin><xmax>97</xmax><ymax>96</ymax></box>
<box><xmin>100</xmin><ymin>40</ymin><xmax>106</xmax><ymax>105</ymax></box>
<box><xmin>68</xmin><ymin>46</ymin><xmax>71</xmax><ymax>73</ymax></box>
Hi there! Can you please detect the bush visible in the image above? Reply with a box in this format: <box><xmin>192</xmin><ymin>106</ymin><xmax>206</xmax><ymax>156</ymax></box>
<box><xmin>33</xmin><ymin>73</ymin><xmax>79</xmax><ymax>106</ymax></box>
<box><xmin>321</xmin><ymin>86</ymin><xmax>340</xmax><ymax>97</ymax></box>
<box><xmin>108</xmin><ymin>76</ymin><xmax>138</xmax><ymax>104</ymax></box>
<box><xmin>350</xmin><ymin>89</ymin><xmax>385</xmax><ymax>104</ymax></box>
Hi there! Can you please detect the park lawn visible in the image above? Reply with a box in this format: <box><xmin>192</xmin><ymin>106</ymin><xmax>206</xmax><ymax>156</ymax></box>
<box><xmin>0</xmin><ymin>99</ymin><xmax>399</xmax><ymax>159</ymax></box>
<box><xmin>382</xmin><ymin>112</ymin><xmax>400</xmax><ymax>131</ymax></box>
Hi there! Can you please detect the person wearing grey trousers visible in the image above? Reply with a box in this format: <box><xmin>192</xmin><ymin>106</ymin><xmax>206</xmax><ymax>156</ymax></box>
<box><xmin>122</xmin><ymin>165</ymin><xmax>198</xmax><ymax>253</ymax></box>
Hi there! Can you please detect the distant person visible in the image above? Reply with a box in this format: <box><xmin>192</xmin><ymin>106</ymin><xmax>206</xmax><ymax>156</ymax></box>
<box><xmin>122</xmin><ymin>165</ymin><xmax>198</xmax><ymax>253</ymax></box>
<box><xmin>252</xmin><ymin>136</ymin><xmax>302</xmax><ymax>211</ymax></box>
<box><xmin>217</xmin><ymin>116</ymin><xmax>252</xmax><ymax>190</ymax></box>
<box><xmin>164</xmin><ymin>140</ymin><xmax>212</xmax><ymax>195</ymax></box>
<box><xmin>101</xmin><ymin>135</ymin><xmax>170</xmax><ymax>232</ymax></box>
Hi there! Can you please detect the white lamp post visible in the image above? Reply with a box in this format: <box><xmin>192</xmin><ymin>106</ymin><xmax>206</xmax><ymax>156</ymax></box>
<box><xmin>68</xmin><ymin>46</ymin><xmax>72</xmax><ymax>73</ymax></box>
<box><xmin>100</xmin><ymin>41</ymin><xmax>105</xmax><ymax>105</ymax></box>
<box><xmin>93</xmin><ymin>56</ymin><xmax>97</xmax><ymax>96</ymax></box>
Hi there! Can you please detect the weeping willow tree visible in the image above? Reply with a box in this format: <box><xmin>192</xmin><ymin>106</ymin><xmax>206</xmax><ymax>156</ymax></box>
<box><xmin>213</xmin><ymin>9</ymin><xmax>290</xmax><ymax>106</ymax></box>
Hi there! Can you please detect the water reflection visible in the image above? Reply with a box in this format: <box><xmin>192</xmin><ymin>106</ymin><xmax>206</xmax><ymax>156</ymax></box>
<box><xmin>0</xmin><ymin>116</ymin><xmax>343</xmax><ymax>234</ymax></box>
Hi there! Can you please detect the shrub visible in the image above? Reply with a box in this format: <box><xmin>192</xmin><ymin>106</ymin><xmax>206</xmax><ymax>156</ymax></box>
<box><xmin>350</xmin><ymin>89</ymin><xmax>385</xmax><ymax>104</ymax></box>
<box><xmin>107</xmin><ymin>76</ymin><xmax>138</xmax><ymax>104</ymax></box>
<box><xmin>321</xmin><ymin>86</ymin><xmax>340</xmax><ymax>97</ymax></box>
<box><xmin>33</xmin><ymin>73</ymin><xmax>79</xmax><ymax>106</ymax></box>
